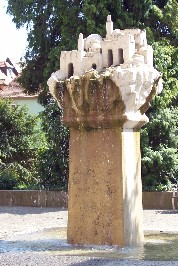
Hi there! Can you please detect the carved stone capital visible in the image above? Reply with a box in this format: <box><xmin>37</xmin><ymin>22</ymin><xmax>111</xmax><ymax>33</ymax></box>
<box><xmin>52</xmin><ymin>67</ymin><xmax>162</xmax><ymax>129</ymax></box>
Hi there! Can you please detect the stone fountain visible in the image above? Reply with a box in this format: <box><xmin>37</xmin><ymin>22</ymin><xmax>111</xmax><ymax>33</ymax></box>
<box><xmin>48</xmin><ymin>15</ymin><xmax>162</xmax><ymax>247</ymax></box>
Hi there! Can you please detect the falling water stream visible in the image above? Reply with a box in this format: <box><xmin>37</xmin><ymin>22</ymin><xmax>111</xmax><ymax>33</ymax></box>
<box><xmin>0</xmin><ymin>227</ymin><xmax>178</xmax><ymax>261</ymax></box>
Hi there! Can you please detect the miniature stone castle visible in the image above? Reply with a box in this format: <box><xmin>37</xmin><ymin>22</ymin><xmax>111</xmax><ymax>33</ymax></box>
<box><xmin>48</xmin><ymin>15</ymin><xmax>162</xmax><ymax>123</ymax></box>
<box><xmin>52</xmin><ymin>15</ymin><xmax>153</xmax><ymax>81</ymax></box>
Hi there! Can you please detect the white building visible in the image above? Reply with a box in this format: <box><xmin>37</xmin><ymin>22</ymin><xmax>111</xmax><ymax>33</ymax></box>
<box><xmin>55</xmin><ymin>15</ymin><xmax>153</xmax><ymax>80</ymax></box>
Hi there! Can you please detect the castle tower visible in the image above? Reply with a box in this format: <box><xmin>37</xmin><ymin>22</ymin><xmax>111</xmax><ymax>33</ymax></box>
<box><xmin>78</xmin><ymin>33</ymin><xmax>84</xmax><ymax>51</ymax></box>
<box><xmin>106</xmin><ymin>15</ymin><xmax>113</xmax><ymax>39</ymax></box>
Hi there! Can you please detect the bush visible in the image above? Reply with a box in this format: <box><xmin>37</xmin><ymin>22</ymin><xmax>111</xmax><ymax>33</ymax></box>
<box><xmin>0</xmin><ymin>99</ymin><xmax>41</xmax><ymax>189</ymax></box>
<box><xmin>141</xmin><ymin>107</ymin><xmax>178</xmax><ymax>191</ymax></box>
<box><xmin>0</xmin><ymin>172</ymin><xmax>18</xmax><ymax>190</ymax></box>
<box><xmin>37</xmin><ymin>99</ymin><xmax>69</xmax><ymax>191</ymax></box>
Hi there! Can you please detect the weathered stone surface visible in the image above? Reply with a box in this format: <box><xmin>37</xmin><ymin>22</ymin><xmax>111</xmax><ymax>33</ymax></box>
<box><xmin>47</xmin><ymin>15</ymin><xmax>155</xmax><ymax>81</ymax></box>
<box><xmin>48</xmin><ymin>16</ymin><xmax>162</xmax><ymax>247</ymax></box>
<box><xmin>46</xmin><ymin>191</ymin><xmax>68</xmax><ymax>208</ymax></box>
<box><xmin>12</xmin><ymin>190</ymin><xmax>46</xmax><ymax>207</ymax></box>
<box><xmin>67</xmin><ymin>128</ymin><xmax>143</xmax><ymax>246</ymax></box>
<box><xmin>51</xmin><ymin>67</ymin><xmax>161</xmax><ymax>130</ymax></box>
<box><xmin>0</xmin><ymin>190</ymin><xmax>13</xmax><ymax>206</ymax></box>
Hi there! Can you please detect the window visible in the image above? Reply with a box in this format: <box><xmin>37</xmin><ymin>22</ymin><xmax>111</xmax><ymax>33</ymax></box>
<box><xmin>118</xmin><ymin>48</ymin><xmax>124</xmax><ymax>65</ymax></box>
<box><xmin>68</xmin><ymin>63</ymin><xmax>74</xmax><ymax>78</ymax></box>
<box><xmin>108</xmin><ymin>49</ymin><xmax>113</xmax><ymax>67</ymax></box>
<box><xmin>11</xmin><ymin>104</ymin><xmax>17</xmax><ymax>110</ymax></box>
<box><xmin>92</xmin><ymin>63</ymin><xmax>97</xmax><ymax>69</ymax></box>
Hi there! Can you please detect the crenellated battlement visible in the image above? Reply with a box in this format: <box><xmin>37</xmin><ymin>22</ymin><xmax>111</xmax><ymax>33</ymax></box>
<box><xmin>51</xmin><ymin>15</ymin><xmax>153</xmax><ymax>81</ymax></box>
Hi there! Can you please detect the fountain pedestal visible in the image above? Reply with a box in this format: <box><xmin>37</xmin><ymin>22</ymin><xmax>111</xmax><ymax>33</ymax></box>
<box><xmin>48</xmin><ymin>16</ymin><xmax>162</xmax><ymax>246</ymax></box>
<box><xmin>51</xmin><ymin>70</ymin><xmax>161</xmax><ymax>246</ymax></box>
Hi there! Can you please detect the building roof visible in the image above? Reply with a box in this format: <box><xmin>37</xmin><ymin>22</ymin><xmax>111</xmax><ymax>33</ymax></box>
<box><xmin>0</xmin><ymin>61</ymin><xmax>13</xmax><ymax>68</ymax></box>
<box><xmin>0</xmin><ymin>57</ymin><xmax>41</xmax><ymax>100</ymax></box>
<box><xmin>0</xmin><ymin>57</ymin><xmax>19</xmax><ymax>86</ymax></box>
<box><xmin>0</xmin><ymin>57</ymin><xmax>37</xmax><ymax>99</ymax></box>
<box><xmin>0</xmin><ymin>71</ymin><xmax>6</xmax><ymax>81</ymax></box>
<box><xmin>0</xmin><ymin>77</ymin><xmax>38</xmax><ymax>99</ymax></box>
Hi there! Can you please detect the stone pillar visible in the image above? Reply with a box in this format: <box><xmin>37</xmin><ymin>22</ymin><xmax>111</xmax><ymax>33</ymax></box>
<box><xmin>51</xmin><ymin>69</ymin><xmax>162</xmax><ymax>246</ymax></box>
<box><xmin>68</xmin><ymin>127</ymin><xmax>143</xmax><ymax>246</ymax></box>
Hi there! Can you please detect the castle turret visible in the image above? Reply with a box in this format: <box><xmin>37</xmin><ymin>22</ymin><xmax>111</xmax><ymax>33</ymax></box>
<box><xmin>106</xmin><ymin>15</ymin><xmax>113</xmax><ymax>39</ymax></box>
<box><xmin>78</xmin><ymin>33</ymin><xmax>84</xmax><ymax>51</ymax></box>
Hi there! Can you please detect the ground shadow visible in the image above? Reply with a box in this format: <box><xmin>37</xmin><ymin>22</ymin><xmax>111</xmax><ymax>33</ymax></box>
<box><xmin>0</xmin><ymin>206</ymin><xmax>67</xmax><ymax>215</ymax></box>
<box><xmin>69</xmin><ymin>258</ymin><xmax>123</xmax><ymax>266</ymax></box>
<box><xmin>155</xmin><ymin>210</ymin><xmax>178</xmax><ymax>214</ymax></box>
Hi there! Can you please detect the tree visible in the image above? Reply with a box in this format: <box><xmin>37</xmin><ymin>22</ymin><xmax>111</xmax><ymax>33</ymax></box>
<box><xmin>141</xmin><ymin>39</ymin><xmax>178</xmax><ymax>190</ymax></box>
<box><xmin>6</xmin><ymin>0</ymin><xmax>157</xmax><ymax>98</ymax></box>
<box><xmin>6</xmin><ymin>0</ymin><xmax>178</xmax><ymax>191</ymax></box>
<box><xmin>37</xmin><ymin>100</ymin><xmax>69</xmax><ymax>191</ymax></box>
<box><xmin>141</xmin><ymin>107</ymin><xmax>178</xmax><ymax>191</ymax></box>
<box><xmin>0</xmin><ymin>99</ymin><xmax>41</xmax><ymax>189</ymax></box>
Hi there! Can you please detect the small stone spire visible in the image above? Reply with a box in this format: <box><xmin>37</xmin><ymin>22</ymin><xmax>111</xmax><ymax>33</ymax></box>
<box><xmin>78</xmin><ymin>33</ymin><xmax>84</xmax><ymax>51</ymax></box>
<box><xmin>106</xmin><ymin>15</ymin><xmax>113</xmax><ymax>39</ymax></box>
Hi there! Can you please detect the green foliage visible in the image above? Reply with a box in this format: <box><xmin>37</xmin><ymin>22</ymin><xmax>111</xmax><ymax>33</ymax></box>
<box><xmin>6</xmin><ymin>0</ymin><xmax>178</xmax><ymax>191</ymax></box>
<box><xmin>37</xmin><ymin>100</ymin><xmax>69</xmax><ymax>191</ymax></box>
<box><xmin>162</xmin><ymin>0</ymin><xmax>178</xmax><ymax>43</ymax></box>
<box><xmin>141</xmin><ymin>39</ymin><xmax>178</xmax><ymax>191</ymax></box>
<box><xmin>141</xmin><ymin>108</ymin><xmax>178</xmax><ymax>191</ymax></box>
<box><xmin>5</xmin><ymin>0</ymin><xmax>157</xmax><ymax>97</ymax></box>
<box><xmin>0</xmin><ymin>99</ymin><xmax>68</xmax><ymax>191</ymax></box>
<box><xmin>7</xmin><ymin>0</ymin><xmax>84</xmax><ymax>98</ymax></box>
<box><xmin>0</xmin><ymin>171</ymin><xmax>18</xmax><ymax>190</ymax></box>
<box><xmin>145</xmin><ymin>0</ymin><xmax>177</xmax><ymax>44</ymax></box>
<box><xmin>151</xmin><ymin>41</ymin><xmax>178</xmax><ymax>109</ymax></box>
<box><xmin>0</xmin><ymin>99</ymin><xmax>41</xmax><ymax>189</ymax></box>
<box><xmin>142</xmin><ymin>146</ymin><xmax>178</xmax><ymax>191</ymax></box>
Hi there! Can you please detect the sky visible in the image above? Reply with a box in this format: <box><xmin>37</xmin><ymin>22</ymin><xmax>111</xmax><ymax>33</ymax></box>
<box><xmin>0</xmin><ymin>0</ymin><xmax>28</xmax><ymax>62</ymax></box>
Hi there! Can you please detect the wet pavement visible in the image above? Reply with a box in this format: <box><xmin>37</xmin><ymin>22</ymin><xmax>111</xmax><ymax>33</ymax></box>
<box><xmin>0</xmin><ymin>207</ymin><xmax>178</xmax><ymax>265</ymax></box>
